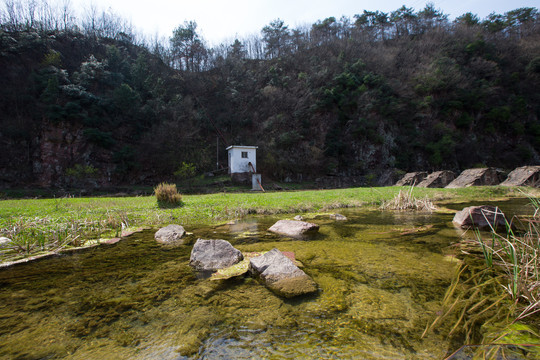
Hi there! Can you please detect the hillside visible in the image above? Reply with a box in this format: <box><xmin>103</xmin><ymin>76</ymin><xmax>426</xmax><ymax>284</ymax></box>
<box><xmin>0</xmin><ymin>4</ymin><xmax>539</xmax><ymax>190</ymax></box>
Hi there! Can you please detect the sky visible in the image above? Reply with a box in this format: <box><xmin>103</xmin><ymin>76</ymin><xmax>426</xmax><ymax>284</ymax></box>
<box><xmin>69</xmin><ymin>0</ymin><xmax>540</xmax><ymax>46</ymax></box>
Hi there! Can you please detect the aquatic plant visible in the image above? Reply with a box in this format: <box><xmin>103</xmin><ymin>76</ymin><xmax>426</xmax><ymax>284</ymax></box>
<box><xmin>473</xmin><ymin>201</ymin><xmax>540</xmax><ymax>321</ymax></box>
<box><xmin>154</xmin><ymin>182</ymin><xmax>183</xmax><ymax>207</ymax></box>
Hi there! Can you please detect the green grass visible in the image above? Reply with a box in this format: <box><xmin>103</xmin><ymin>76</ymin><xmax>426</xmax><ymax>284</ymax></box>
<box><xmin>0</xmin><ymin>185</ymin><xmax>533</xmax><ymax>261</ymax></box>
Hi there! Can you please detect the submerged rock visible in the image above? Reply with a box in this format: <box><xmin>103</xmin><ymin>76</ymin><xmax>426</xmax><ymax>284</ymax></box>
<box><xmin>268</xmin><ymin>220</ymin><xmax>319</xmax><ymax>238</ymax></box>
<box><xmin>189</xmin><ymin>239</ymin><xmax>243</xmax><ymax>271</ymax></box>
<box><xmin>154</xmin><ymin>224</ymin><xmax>186</xmax><ymax>245</ymax></box>
<box><xmin>249</xmin><ymin>248</ymin><xmax>317</xmax><ymax>298</ymax></box>
<box><xmin>453</xmin><ymin>205</ymin><xmax>508</xmax><ymax>230</ymax></box>
<box><xmin>330</xmin><ymin>213</ymin><xmax>347</xmax><ymax>221</ymax></box>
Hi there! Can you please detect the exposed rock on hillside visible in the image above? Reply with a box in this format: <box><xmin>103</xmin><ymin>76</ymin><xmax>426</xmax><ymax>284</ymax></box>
<box><xmin>395</xmin><ymin>172</ymin><xmax>428</xmax><ymax>186</ymax></box>
<box><xmin>417</xmin><ymin>171</ymin><xmax>456</xmax><ymax>188</ymax></box>
<box><xmin>446</xmin><ymin>168</ymin><xmax>502</xmax><ymax>188</ymax></box>
<box><xmin>500</xmin><ymin>166</ymin><xmax>540</xmax><ymax>187</ymax></box>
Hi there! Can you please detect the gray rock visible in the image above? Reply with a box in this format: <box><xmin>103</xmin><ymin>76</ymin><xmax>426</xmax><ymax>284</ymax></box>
<box><xmin>395</xmin><ymin>172</ymin><xmax>428</xmax><ymax>186</ymax></box>
<box><xmin>189</xmin><ymin>239</ymin><xmax>243</xmax><ymax>271</ymax></box>
<box><xmin>330</xmin><ymin>213</ymin><xmax>347</xmax><ymax>221</ymax></box>
<box><xmin>500</xmin><ymin>166</ymin><xmax>540</xmax><ymax>187</ymax></box>
<box><xmin>446</xmin><ymin>168</ymin><xmax>502</xmax><ymax>188</ymax></box>
<box><xmin>268</xmin><ymin>220</ymin><xmax>319</xmax><ymax>238</ymax></box>
<box><xmin>293</xmin><ymin>215</ymin><xmax>304</xmax><ymax>221</ymax></box>
<box><xmin>154</xmin><ymin>224</ymin><xmax>186</xmax><ymax>245</ymax></box>
<box><xmin>249</xmin><ymin>248</ymin><xmax>317</xmax><ymax>298</ymax></box>
<box><xmin>0</xmin><ymin>237</ymin><xmax>12</xmax><ymax>248</ymax></box>
<box><xmin>417</xmin><ymin>170</ymin><xmax>456</xmax><ymax>188</ymax></box>
<box><xmin>453</xmin><ymin>206</ymin><xmax>508</xmax><ymax>230</ymax></box>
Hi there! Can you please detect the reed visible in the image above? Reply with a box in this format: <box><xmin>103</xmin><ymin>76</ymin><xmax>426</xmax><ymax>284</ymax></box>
<box><xmin>380</xmin><ymin>185</ymin><xmax>437</xmax><ymax>212</ymax></box>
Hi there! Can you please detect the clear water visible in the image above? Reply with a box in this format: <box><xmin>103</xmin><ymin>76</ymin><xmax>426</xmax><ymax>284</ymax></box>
<box><xmin>1</xmin><ymin>204</ymin><xmax>523</xmax><ymax>360</ymax></box>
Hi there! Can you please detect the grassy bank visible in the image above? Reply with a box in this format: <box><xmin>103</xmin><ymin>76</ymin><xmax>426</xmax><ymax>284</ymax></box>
<box><xmin>0</xmin><ymin>186</ymin><xmax>533</xmax><ymax>262</ymax></box>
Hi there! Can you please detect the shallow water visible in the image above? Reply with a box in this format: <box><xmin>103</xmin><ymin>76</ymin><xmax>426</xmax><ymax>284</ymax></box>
<box><xmin>0</xmin><ymin>203</ymin><xmax>527</xmax><ymax>359</ymax></box>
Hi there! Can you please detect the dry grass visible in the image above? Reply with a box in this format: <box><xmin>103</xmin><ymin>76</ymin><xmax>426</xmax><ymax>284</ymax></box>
<box><xmin>154</xmin><ymin>182</ymin><xmax>183</xmax><ymax>207</ymax></box>
<box><xmin>380</xmin><ymin>186</ymin><xmax>437</xmax><ymax>212</ymax></box>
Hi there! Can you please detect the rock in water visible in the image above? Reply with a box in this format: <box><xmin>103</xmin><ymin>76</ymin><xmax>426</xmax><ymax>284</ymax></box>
<box><xmin>453</xmin><ymin>206</ymin><xmax>508</xmax><ymax>230</ymax></box>
<box><xmin>189</xmin><ymin>239</ymin><xmax>243</xmax><ymax>271</ymax></box>
<box><xmin>249</xmin><ymin>248</ymin><xmax>317</xmax><ymax>298</ymax></box>
<box><xmin>0</xmin><ymin>237</ymin><xmax>12</xmax><ymax>248</ymax></box>
<box><xmin>330</xmin><ymin>213</ymin><xmax>347</xmax><ymax>221</ymax></box>
<box><xmin>154</xmin><ymin>224</ymin><xmax>186</xmax><ymax>245</ymax></box>
<box><xmin>268</xmin><ymin>220</ymin><xmax>319</xmax><ymax>238</ymax></box>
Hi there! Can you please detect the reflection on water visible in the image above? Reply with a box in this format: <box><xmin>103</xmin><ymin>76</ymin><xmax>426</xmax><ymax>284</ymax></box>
<box><xmin>0</xmin><ymin>205</ymin><xmax>516</xmax><ymax>359</ymax></box>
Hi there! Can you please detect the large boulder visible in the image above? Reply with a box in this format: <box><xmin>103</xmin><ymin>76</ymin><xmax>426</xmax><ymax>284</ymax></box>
<box><xmin>249</xmin><ymin>248</ymin><xmax>317</xmax><ymax>298</ymax></box>
<box><xmin>500</xmin><ymin>166</ymin><xmax>540</xmax><ymax>187</ymax></box>
<box><xmin>417</xmin><ymin>170</ymin><xmax>456</xmax><ymax>188</ymax></box>
<box><xmin>446</xmin><ymin>168</ymin><xmax>502</xmax><ymax>188</ymax></box>
<box><xmin>453</xmin><ymin>206</ymin><xmax>508</xmax><ymax>230</ymax></box>
<box><xmin>154</xmin><ymin>224</ymin><xmax>186</xmax><ymax>245</ymax></box>
<box><xmin>189</xmin><ymin>239</ymin><xmax>243</xmax><ymax>271</ymax></box>
<box><xmin>395</xmin><ymin>172</ymin><xmax>428</xmax><ymax>186</ymax></box>
<box><xmin>268</xmin><ymin>220</ymin><xmax>319</xmax><ymax>238</ymax></box>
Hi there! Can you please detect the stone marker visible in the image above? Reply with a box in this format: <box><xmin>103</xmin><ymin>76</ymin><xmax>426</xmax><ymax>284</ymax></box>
<box><xmin>249</xmin><ymin>248</ymin><xmax>317</xmax><ymax>298</ymax></box>
<box><xmin>268</xmin><ymin>220</ymin><xmax>319</xmax><ymax>238</ymax></box>
<box><xmin>417</xmin><ymin>170</ymin><xmax>456</xmax><ymax>188</ymax></box>
<box><xmin>395</xmin><ymin>172</ymin><xmax>428</xmax><ymax>186</ymax></box>
<box><xmin>189</xmin><ymin>239</ymin><xmax>243</xmax><ymax>271</ymax></box>
<box><xmin>500</xmin><ymin>166</ymin><xmax>540</xmax><ymax>187</ymax></box>
<box><xmin>154</xmin><ymin>224</ymin><xmax>186</xmax><ymax>245</ymax></box>
<box><xmin>453</xmin><ymin>205</ymin><xmax>508</xmax><ymax>229</ymax></box>
<box><xmin>446</xmin><ymin>168</ymin><xmax>502</xmax><ymax>188</ymax></box>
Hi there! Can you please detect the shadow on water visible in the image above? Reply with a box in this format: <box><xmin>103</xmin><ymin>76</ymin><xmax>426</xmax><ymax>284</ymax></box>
<box><xmin>0</xmin><ymin>201</ymin><xmax>531</xmax><ymax>359</ymax></box>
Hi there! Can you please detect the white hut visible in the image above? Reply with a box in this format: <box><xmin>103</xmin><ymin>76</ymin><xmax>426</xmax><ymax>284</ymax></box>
<box><xmin>226</xmin><ymin>145</ymin><xmax>262</xmax><ymax>190</ymax></box>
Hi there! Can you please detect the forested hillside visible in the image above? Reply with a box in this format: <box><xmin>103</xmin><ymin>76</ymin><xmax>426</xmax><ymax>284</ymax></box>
<box><xmin>0</xmin><ymin>1</ymin><xmax>539</xmax><ymax>189</ymax></box>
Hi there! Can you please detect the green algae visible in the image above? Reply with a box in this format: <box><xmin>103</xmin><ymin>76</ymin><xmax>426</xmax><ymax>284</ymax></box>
<box><xmin>0</xmin><ymin>207</ymin><xmax>508</xmax><ymax>359</ymax></box>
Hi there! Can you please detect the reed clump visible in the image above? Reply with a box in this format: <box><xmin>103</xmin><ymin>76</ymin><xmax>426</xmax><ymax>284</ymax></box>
<box><xmin>380</xmin><ymin>186</ymin><xmax>436</xmax><ymax>212</ymax></box>
<box><xmin>154</xmin><ymin>182</ymin><xmax>183</xmax><ymax>208</ymax></box>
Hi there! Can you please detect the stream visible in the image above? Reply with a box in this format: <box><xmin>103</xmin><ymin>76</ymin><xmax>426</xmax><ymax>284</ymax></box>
<box><xmin>0</xmin><ymin>200</ymin><xmax>533</xmax><ymax>359</ymax></box>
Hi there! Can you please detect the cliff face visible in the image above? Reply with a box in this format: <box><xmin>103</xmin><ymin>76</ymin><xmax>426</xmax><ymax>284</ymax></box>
<box><xmin>32</xmin><ymin>123</ymin><xmax>114</xmax><ymax>188</ymax></box>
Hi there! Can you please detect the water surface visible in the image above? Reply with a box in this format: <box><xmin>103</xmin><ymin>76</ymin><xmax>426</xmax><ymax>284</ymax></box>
<box><xmin>0</xmin><ymin>206</ymin><xmax>496</xmax><ymax>359</ymax></box>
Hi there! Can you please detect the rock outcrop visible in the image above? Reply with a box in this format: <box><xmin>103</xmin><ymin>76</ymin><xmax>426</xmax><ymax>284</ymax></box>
<box><xmin>189</xmin><ymin>239</ymin><xmax>243</xmax><ymax>271</ymax></box>
<box><xmin>395</xmin><ymin>172</ymin><xmax>428</xmax><ymax>186</ymax></box>
<box><xmin>446</xmin><ymin>168</ymin><xmax>502</xmax><ymax>188</ymax></box>
<box><xmin>249</xmin><ymin>248</ymin><xmax>317</xmax><ymax>298</ymax></box>
<box><xmin>417</xmin><ymin>171</ymin><xmax>456</xmax><ymax>188</ymax></box>
<box><xmin>154</xmin><ymin>224</ymin><xmax>186</xmax><ymax>245</ymax></box>
<box><xmin>500</xmin><ymin>166</ymin><xmax>540</xmax><ymax>187</ymax></box>
<box><xmin>268</xmin><ymin>220</ymin><xmax>319</xmax><ymax>238</ymax></box>
<box><xmin>453</xmin><ymin>206</ymin><xmax>508</xmax><ymax>229</ymax></box>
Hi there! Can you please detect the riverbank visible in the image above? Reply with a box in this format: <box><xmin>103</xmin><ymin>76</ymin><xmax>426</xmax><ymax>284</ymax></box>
<box><xmin>0</xmin><ymin>185</ymin><xmax>536</xmax><ymax>265</ymax></box>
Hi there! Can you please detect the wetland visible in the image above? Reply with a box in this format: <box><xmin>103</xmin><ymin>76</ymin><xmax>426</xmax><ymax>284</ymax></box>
<box><xmin>0</xmin><ymin>198</ymin><xmax>536</xmax><ymax>359</ymax></box>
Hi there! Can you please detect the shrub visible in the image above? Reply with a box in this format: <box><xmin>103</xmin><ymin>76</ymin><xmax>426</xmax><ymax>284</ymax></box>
<box><xmin>154</xmin><ymin>182</ymin><xmax>182</xmax><ymax>207</ymax></box>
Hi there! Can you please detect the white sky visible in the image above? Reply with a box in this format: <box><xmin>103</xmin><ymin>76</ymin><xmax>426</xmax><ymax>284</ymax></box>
<box><xmin>70</xmin><ymin>0</ymin><xmax>539</xmax><ymax>46</ymax></box>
